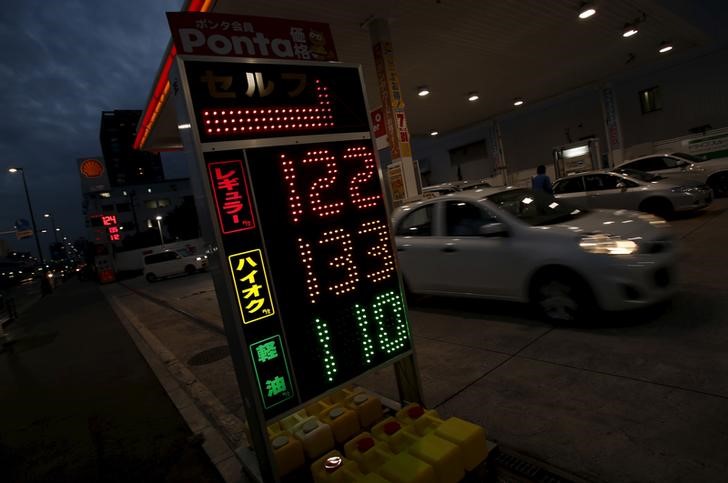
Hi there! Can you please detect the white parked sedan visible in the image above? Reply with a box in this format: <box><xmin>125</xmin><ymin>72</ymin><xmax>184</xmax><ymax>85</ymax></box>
<box><xmin>143</xmin><ymin>249</ymin><xmax>208</xmax><ymax>282</ymax></box>
<box><xmin>615</xmin><ymin>152</ymin><xmax>728</xmax><ymax>197</ymax></box>
<box><xmin>393</xmin><ymin>188</ymin><xmax>676</xmax><ymax>322</ymax></box>
<box><xmin>553</xmin><ymin>169</ymin><xmax>712</xmax><ymax>217</ymax></box>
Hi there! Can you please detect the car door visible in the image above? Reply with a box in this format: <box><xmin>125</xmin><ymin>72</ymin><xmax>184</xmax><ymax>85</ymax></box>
<box><xmin>583</xmin><ymin>173</ymin><xmax>637</xmax><ymax>209</ymax></box>
<box><xmin>434</xmin><ymin>200</ymin><xmax>519</xmax><ymax>298</ymax></box>
<box><xmin>553</xmin><ymin>176</ymin><xmax>588</xmax><ymax>210</ymax></box>
<box><xmin>159</xmin><ymin>252</ymin><xmax>181</xmax><ymax>277</ymax></box>
<box><xmin>394</xmin><ymin>203</ymin><xmax>443</xmax><ymax>293</ymax></box>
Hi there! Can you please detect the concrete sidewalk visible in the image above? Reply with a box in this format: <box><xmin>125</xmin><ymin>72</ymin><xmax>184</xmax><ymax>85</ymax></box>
<box><xmin>0</xmin><ymin>278</ymin><xmax>223</xmax><ymax>482</ymax></box>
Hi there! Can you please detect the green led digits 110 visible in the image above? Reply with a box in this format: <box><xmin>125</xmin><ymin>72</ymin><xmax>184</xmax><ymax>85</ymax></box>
<box><xmin>316</xmin><ymin>289</ymin><xmax>409</xmax><ymax>381</ymax></box>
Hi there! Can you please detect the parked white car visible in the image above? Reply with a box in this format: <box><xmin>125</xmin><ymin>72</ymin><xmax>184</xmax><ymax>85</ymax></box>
<box><xmin>615</xmin><ymin>152</ymin><xmax>728</xmax><ymax>197</ymax></box>
<box><xmin>143</xmin><ymin>249</ymin><xmax>207</xmax><ymax>282</ymax></box>
<box><xmin>553</xmin><ymin>169</ymin><xmax>712</xmax><ymax>217</ymax></box>
<box><xmin>393</xmin><ymin>188</ymin><xmax>676</xmax><ymax>322</ymax></box>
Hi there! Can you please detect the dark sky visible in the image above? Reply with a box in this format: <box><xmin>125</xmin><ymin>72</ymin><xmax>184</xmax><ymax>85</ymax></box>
<box><xmin>0</xmin><ymin>0</ymin><xmax>186</xmax><ymax>256</ymax></box>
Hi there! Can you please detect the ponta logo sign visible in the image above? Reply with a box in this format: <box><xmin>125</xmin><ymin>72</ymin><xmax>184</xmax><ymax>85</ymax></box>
<box><xmin>178</xmin><ymin>28</ymin><xmax>335</xmax><ymax>60</ymax></box>
<box><xmin>180</xmin><ymin>28</ymin><xmax>290</xmax><ymax>57</ymax></box>
<box><xmin>167</xmin><ymin>12</ymin><xmax>338</xmax><ymax>61</ymax></box>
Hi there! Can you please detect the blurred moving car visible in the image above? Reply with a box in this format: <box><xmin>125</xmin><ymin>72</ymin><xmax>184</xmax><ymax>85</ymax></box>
<box><xmin>422</xmin><ymin>182</ymin><xmax>462</xmax><ymax>198</ymax></box>
<box><xmin>614</xmin><ymin>152</ymin><xmax>728</xmax><ymax>197</ymax></box>
<box><xmin>393</xmin><ymin>188</ymin><xmax>676</xmax><ymax>322</ymax></box>
<box><xmin>553</xmin><ymin>169</ymin><xmax>712</xmax><ymax>217</ymax></box>
<box><xmin>143</xmin><ymin>249</ymin><xmax>207</xmax><ymax>282</ymax></box>
<box><xmin>422</xmin><ymin>179</ymin><xmax>492</xmax><ymax>198</ymax></box>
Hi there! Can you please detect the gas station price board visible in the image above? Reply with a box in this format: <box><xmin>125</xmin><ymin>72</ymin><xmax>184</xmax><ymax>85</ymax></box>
<box><xmin>178</xmin><ymin>57</ymin><xmax>414</xmax><ymax>420</ymax></box>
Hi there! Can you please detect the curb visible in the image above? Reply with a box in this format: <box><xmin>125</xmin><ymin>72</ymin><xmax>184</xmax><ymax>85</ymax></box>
<box><xmin>106</xmin><ymin>293</ymin><xmax>249</xmax><ymax>483</ymax></box>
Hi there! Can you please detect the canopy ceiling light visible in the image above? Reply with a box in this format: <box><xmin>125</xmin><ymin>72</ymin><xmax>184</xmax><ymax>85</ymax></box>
<box><xmin>513</xmin><ymin>98</ymin><xmax>525</xmax><ymax>107</ymax></box>
<box><xmin>467</xmin><ymin>92</ymin><xmax>479</xmax><ymax>102</ymax></box>
<box><xmin>578</xmin><ymin>3</ymin><xmax>596</xmax><ymax>19</ymax></box>
<box><xmin>622</xmin><ymin>23</ymin><xmax>639</xmax><ymax>38</ymax></box>
<box><xmin>417</xmin><ymin>86</ymin><xmax>431</xmax><ymax>97</ymax></box>
<box><xmin>658</xmin><ymin>41</ymin><xmax>673</xmax><ymax>53</ymax></box>
<box><xmin>430</xmin><ymin>130</ymin><xmax>439</xmax><ymax>136</ymax></box>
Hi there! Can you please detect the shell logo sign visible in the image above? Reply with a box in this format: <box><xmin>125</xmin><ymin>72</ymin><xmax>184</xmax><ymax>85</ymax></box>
<box><xmin>80</xmin><ymin>159</ymin><xmax>104</xmax><ymax>178</ymax></box>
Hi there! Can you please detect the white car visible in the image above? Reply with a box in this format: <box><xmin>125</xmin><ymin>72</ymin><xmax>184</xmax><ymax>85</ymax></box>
<box><xmin>615</xmin><ymin>152</ymin><xmax>728</xmax><ymax>197</ymax></box>
<box><xmin>553</xmin><ymin>169</ymin><xmax>712</xmax><ymax>217</ymax></box>
<box><xmin>392</xmin><ymin>188</ymin><xmax>676</xmax><ymax>322</ymax></box>
<box><xmin>422</xmin><ymin>179</ymin><xmax>492</xmax><ymax>198</ymax></box>
<box><xmin>143</xmin><ymin>250</ymin><xmax>207</xmax><ymax>282</ymax></box>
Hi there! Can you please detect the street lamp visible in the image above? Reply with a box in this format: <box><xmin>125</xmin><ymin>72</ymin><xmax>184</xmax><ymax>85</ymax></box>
<box><xmin>155</xmin><ymin>215</ymin><xmax>165</xmax><ymax>249</ymax></box>
<box><xmin>8</xmin><ymin>167</ymin><xmax>45</xmax><ymax>265</ymax></box>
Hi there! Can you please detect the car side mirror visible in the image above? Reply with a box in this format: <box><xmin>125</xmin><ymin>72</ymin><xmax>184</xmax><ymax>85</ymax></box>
<box><xmin>616</xmin><ymin>181</ymin><xmax>627</xmax><ymax>191</ymax></box>
<box><xmin>479</xmin><ymin>222</ymin><xmax>508</xmax><ymax>237</ymax></box>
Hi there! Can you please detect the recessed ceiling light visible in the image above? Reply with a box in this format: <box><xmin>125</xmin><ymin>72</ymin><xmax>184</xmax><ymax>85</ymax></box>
<box><xmin>578</xmin><ymin>3</ymin><xmax>596</xmax><ymax>19</ymax></box>
<box><xmin>658</xmin><ymin>41</ymin><xmax>673</xmax><ymax>53</ymax></box>
<box><xmin>513</xmin><ymin>98</ymin><xmax>525</xmax><ymax>107</ymax></box>
<box><xmin>622</xmin><ymin>25</ymin><xmax>639</xmax><ymax>38</ymax></box>
<box><xmin>467</xmin><ymin>92</ymin><xmax>479</xmax><ymax>102</ymax></box>
<box><xmin>430</xmin><ymin>130</ymin><xmax>439</xmax><ymax>136</ymax></box>
<box><xmin>417</xmin><ymin>86</ymin><xmax>430</xmax><ymax>97</ymax></box>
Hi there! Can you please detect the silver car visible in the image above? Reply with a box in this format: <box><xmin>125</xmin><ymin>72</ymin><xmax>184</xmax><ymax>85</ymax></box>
<box><xmin>552</xmin><ymin>169</ymin><xmax>712</xmax><ymax>217</ymax></box>
<box><xmin>393</xmin><ymin>188</ymin><xmax>676</xmax><ymax>322</ymax></box>
<box><xmin>615</xmin><ymin>152</ymin><xmax>728</xmax><ymax>197</ymax></box>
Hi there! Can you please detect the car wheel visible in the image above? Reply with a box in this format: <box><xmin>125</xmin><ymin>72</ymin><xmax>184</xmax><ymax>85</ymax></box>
<box><xmin>146</xmin><ymin>273</ymin><xmax>157</xmax><ymax>283</ymax></box>
<box><xmin>185</xmin><ymin>265</ymin><xmax>197</xmax><ymax>275</ymax></box>
<box><xmin>707</xmin><ymin>172</ymin><xmax>728</xmax><ymax>198</ymax></box>
<box><xmin>531</xmin><ymin>272</ymin><xmax>594</xmax><ymax>323</ymax></box>
<box><xmin>639</xmin><ymin>197</ymin><xmax>673</xmax><ymax>218</ymax></box>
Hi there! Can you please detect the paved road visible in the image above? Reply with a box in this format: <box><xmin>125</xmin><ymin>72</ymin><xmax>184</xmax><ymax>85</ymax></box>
<box><xmin>118</xmin><ymin>199</ymin><xmax>728</xmax><ymax>482</ymax></box>
<box><xmin>0</xmin><ymin>278</ymin><xmax>222</xmax><ymax>483</ymax></box>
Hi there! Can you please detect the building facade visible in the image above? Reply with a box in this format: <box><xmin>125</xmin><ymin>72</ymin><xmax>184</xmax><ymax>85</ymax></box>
<box><xmin>82</xmin><ymin>175</ymin><xmax>194</xmax><ymax>247</ymax></box>
<box><xmin>100</xmin><ymin>110</ymin><xmax>165</xmax><ymax>187</ymax></box>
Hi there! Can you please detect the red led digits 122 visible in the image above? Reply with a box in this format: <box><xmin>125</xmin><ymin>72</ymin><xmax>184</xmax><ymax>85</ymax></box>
<box><xmin>281</xmin><ymin>145</ymin><xmax>381</xmax><ymax>224</ymax></box>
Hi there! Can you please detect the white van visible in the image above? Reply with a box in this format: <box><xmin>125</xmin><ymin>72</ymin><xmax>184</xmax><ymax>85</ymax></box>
<box><xmin>143</xmin><ymin>250</ymin><xmax>207</xmax><ymax>282</ymax></box>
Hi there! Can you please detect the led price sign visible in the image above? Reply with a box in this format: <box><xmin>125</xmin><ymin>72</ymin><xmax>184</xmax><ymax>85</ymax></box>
<box><xmin>102</xmin><ymin>214</ymin><xmax>121</xmax><ymax>241</ymax></box>
<box><xmin>184</xmin><ymin>60</ymin><xmax>370</xmax><ymax>143</ymax></box>
<box><xmin>181</xmin><ymin>57</ymin><xmax>414</xmax><ymax>420</ymax></box>
<box><xmin>244</xmin><ymin>140</ymin><xmax>411</xmax><ymax>403</ymax></box>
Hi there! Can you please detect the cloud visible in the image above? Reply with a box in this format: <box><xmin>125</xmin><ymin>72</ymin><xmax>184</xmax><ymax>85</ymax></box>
<box><xmin>0</xmin><ymin>0</ymin><xmax>184</xmax><ymax>250</ymax></box>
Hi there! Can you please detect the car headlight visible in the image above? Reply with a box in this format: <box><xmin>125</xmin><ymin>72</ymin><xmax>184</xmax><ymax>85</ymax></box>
<box><xmin>671</xmin><ymin>186</ymin><xmax>701</xmax><ymax>193</ymax></box>
<box><xmin>579</xmin><ymin>233</ymin><xmax>638</xmax><ymax>255</ymax></box>
<box><xmin>196</xmin><ymin>256</ymin><xmax>202</xmax><ymax>261</ymax></box>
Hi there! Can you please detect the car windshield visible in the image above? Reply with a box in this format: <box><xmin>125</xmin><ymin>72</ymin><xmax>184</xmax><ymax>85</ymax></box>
<box><xmin>613</xmin><ymin>168</ymin><xmax>663</xmax><ymax>182</ymax></box>
<box><xmin>486</xmin><ymin>188</ymin><xmax>587</xmax><ymax>226</ymax></box>
<box><xmin>673</xmin><ymin>152</ymin><xmax>706</xmax><ymax>163</ymax></box>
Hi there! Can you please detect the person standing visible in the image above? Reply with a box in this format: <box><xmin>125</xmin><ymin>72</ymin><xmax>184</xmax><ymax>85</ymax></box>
<box><xmin>531</xmin><ymin>165</ymin><xmax>553</xmax><ymax>195</ymax></box>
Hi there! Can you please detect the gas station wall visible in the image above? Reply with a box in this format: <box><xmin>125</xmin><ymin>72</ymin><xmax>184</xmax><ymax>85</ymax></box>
<box><xmin>412</xmin><ymin>44</ymin><xmax>728</xmax><ymax>185</ymax></box>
